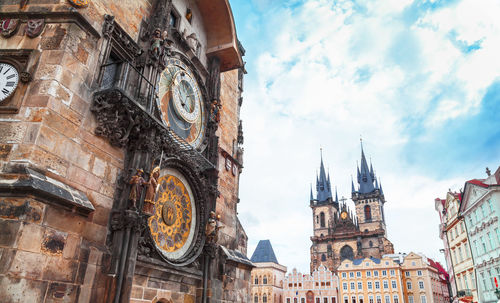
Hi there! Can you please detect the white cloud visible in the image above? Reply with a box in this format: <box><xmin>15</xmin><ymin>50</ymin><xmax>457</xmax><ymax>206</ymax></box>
<box><xmin>237</xmin><ymin>0</ymin><xmax>500</xmax><ymax>273</ymax></box>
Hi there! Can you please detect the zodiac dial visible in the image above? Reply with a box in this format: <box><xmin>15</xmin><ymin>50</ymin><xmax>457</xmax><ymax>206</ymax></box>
<box><xmin>148</xmin><ymin>168</ymin><xmax>197</xmax><ymax>261</ymax></box>
<box><xmin>158</xmin><ymin>58</ymin><xmax>205</xmax><ymax>148</ymax></box>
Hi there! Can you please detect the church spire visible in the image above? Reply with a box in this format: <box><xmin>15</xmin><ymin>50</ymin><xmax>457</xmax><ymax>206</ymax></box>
<box><xmin>357</xmin><ymin>141</ymin><xmax>376</xmax><ymax>194</ymax></box>
<box><xmin>315</xmin><ymin>149</ymin><xmax>333</xmax><ymax>203</ymax></box>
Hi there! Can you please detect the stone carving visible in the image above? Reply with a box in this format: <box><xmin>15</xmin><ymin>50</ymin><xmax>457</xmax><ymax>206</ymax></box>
<box><xmin>128</xmin><ymin>168</ymin><xmax>147</xmax><ymax>210</ymax></box>
<box><xmin>102</xmin><ymin>15</ymin><xmax>142</xmax><ymax>60</ymax></box>
<box><xmin>25</xmin><ymin>19</ymin><xmax>45</xmax><ymax>38</ymax></box>
<box><xmin>209</xmin><ymin>100</ymin><xmax>221</xmax><ymax>124</ymax></box>
<box><xmin>20</xmin><ymin>71</ymin><xmax>31</xmax><ymax>83</ymax></box>
<box><xmin>183</xmin><ymin>29</ymin><xmax>201</xmax><ymax>55</ymax></box>
<box><xmin>1</xmin><ymin>19</ymin><xmax>20</xmax><ymax>38</ymax></box>
<box><xmin>143</xmin><ymin>166</ymin><xmax>160</xmax><ymax>215</ymax></box>
<box><xmin>205</xmin><ymin>211</ymin><xmax>223</xmax><ymax>244</ymax></box>
<box><xmin>67</xmin><ymin>0</ymin><xmax>89</xmax><ymax>8</ymax></box>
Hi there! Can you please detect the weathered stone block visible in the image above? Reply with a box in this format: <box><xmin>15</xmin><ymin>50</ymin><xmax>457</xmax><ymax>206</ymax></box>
<box><xmin>67</xmin><ymin>165</ymin><xmax>102</xmax><ymax>191</ymax></box>
<box><xmin>17</xmin><ymin>222</ymin><xmax>45</xmax><ymax>253</ymax></box>
<box><xmin>131</xmin><ymin>285</ymin><xmax>144</xmax><ymax>299</ymax></box>
<box><xmin>41</xmin><ymin>228</ymin><xmax>67</xmax><ymax>256</ymax></box>
<box><xmin>63</xmin><ymin>233</ymin><xmax>81</xmax><ymax>259</ymax></box>
<box><xmin>43</xmin><ymin>205</ymin><xmax>86</xmax><ymax>234</ymax></box>
<box><xmin>0</xmin><ymin>248</ymin><xmax>16</xmax><ymax>274</ymax></box>
<box><xmin>45</xmin><ymin>282</ymin><xmax>79</xmax><ymax>303</ymax></box>
<box><xmin>143</xmin><ymin>288</ymin><xmax>158</xmax><ymax>300</ymax></box>
<box><xmin>9</xmin><ymin>250</ymin><xmax>46</xmax><ymax>279</ymax></box>
<box><xmin>0</xmin><ymin>219</ymin><xmax>21</xmax><ymax>247</ymax></box>
<box><xmin>82</xmin><ymin>222</ymin><xmax>107</xmax><ymax>245</ymax></box>
<box><xmin>0</xmin><ymin>276</ymin><xmax>48</xmax><ymax>303</ymax></box>
<box><xmin>0</xmin><ymin>122</ymin><xmax>27</xmax><ymax>144</ymax></box>
<box><xmin>43</xmin><ymin>255</ymin><xmax>78</xmax><ymax>282</ymax></box>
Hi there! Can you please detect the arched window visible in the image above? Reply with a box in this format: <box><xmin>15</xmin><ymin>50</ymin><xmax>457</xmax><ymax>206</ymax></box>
<box><xmin>340</xmin><ymin>245</ymin><xmax>354</xmax><ymax>261</ymax></box>
<box><xmin>364</xmin><ymin>205</ymin><xmax>372</xmax><ymax>221</ymax></box>
<box><xmin>254</xmin><ymin>295</ymin><xmax>258</xmax><ymax>303</ymax></box>
<box><xmin>316</xmin><ymin>215</ymin><xmax>319</xmax><ymax>224</ymax></box>
<box><xmin>322</xmin><ymin>254</ymin><xmax>327</xmax><ymax>261</ymax></box>
<box><xmin>263</xmin><ymin>276</ymin><xmax>268</xmax><ymax>284</ymax></box>
<box><xmin>255</xmin><ymin>276</ymin><xmax>259</xmax><ymax>284</ymax></box>
<box><xmin>320</xmin><ymin>212</ymin><xmax>326</xmax><ymax>227</ymax></box>
<box><xmin>263</xmin><ymin>294</ymin><xmax>267</xmax><ymax>303</ymax></box>
<box><xmin>369</xmin><ymin>241</ymin><xmax>373</xmax><ymax>248</ymax></box>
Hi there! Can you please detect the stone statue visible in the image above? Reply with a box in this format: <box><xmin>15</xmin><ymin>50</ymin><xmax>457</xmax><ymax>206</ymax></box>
<box><xmin>205</xmin><ymin>211</ymin><xmax>223</xmax><ymax>244</ymax></box>
<box><xmin>210</xmin><ymin>100</ymin><xmax>221</xmax><ymax>124</ymax></box>
<box><xmin>143</xmin><ymin>166</ymin><xmax>160</xmax><ymax>215</ymax></box>
<box><xmin>128</xmin><ymin>168</ymin><xmax>146</xmax><ymax>210</ymax></box>
<box><xmin>150</xmin><ymin>28</ymin><xmax>163</xmax><ymax>61</ymax></box>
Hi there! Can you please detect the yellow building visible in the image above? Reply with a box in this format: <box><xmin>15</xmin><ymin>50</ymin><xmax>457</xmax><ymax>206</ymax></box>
<box><xmin>251</xmin><ymin>240</ymin><xmax>288</xmax><ymax>303</ymax></box>
<box><xmin>338</xmin><ymin>256</ymin><xmax>404</xmax><ymax>303</ymax></box>
<box><xmin>443</xmin><ymin>192</ymin><xmax>478</xmax><ymax>302</ymax></box>
<box><xmin>400</xmin><ymin>253</ymin><xmax>450</xmax><ymax>303</ymax></box>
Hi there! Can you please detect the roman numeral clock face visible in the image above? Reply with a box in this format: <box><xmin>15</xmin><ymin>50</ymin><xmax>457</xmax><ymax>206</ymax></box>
<box><xmin>0</xmin><ymin>63</ymin><xmax>19</xmax><ymax>103</ymax></box>
<box><xmin>157</xmin><ymin>59</ymin><xmax>205</xmax><ymax>149</ymax></box>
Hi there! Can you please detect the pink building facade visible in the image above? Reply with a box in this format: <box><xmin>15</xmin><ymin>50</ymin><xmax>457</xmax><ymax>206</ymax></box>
<box><xmin>284</xmin><ymin>265</ymin><xmax>340</xmax><ymax>303</ymax></box>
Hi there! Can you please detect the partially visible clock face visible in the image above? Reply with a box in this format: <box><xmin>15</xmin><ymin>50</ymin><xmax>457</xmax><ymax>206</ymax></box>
<box><xmin>158</xmin><ymin>59</ymin><xmax>205</xmax><ymax>148</ymax></box>
<box><xmin>341</xmin><ymin>211</ymin><xmax>348</xmax><ymax>220</ymax></box>
<box><xmin>148</xmin><ymin>168</ymin><xmax>197</xmax><ymax>261</ymax></box>
<box><xmin>0</xmin><ymin>63</ymin><xmax>19</xmax><ymax>103</ymax></box>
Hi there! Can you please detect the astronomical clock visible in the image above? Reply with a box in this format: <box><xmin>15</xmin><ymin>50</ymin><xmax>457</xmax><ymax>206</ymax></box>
<box><xmin>157</xmin><ymin>58</ymin><xmax>206</xmax><ymax>149</ymax></box>
<box><xmin>144</xmin><ymin>56</ymin><xmax>209</xmax><ymax>266</ymax></box>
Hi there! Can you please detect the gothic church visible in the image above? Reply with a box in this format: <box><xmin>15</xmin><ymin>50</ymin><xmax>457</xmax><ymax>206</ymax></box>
<box><xmin>310</xmin><ymin>145</ymin><xmax>394</xmax><ymax>273</ymax></box>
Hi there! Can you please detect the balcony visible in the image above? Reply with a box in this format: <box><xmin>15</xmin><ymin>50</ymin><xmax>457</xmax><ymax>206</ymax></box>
<box><xmin>93</xmin><ymin>60</ymin><xmax>214</xmax><ymax>171</ymax></box>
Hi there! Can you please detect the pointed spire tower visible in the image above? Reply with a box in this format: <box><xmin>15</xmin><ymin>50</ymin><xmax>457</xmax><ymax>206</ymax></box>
<box><xmin>351</xmin><ymin>139</ymin><xmax>389</xmax><ymax>238</ymax></box>
<box><xmin>315</xmin><ymin>149</ymin><xmax>333</xmax><ymax>204</ymax></box>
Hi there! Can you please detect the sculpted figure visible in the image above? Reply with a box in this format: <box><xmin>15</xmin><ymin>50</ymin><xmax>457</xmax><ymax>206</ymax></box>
<box><xmin>143</xmin><ymin>166</ymin><xmax>160</xmax><ymax>215</ymax></box>
<box><xmin>205</xmin><ymin>211</ymin><xmax>223</xmax><ymax>244</ymax></box>
<box><xmin>129</xmin><ymin>169</ymin><xmax>146</xmax><ymax>210</ymax></box>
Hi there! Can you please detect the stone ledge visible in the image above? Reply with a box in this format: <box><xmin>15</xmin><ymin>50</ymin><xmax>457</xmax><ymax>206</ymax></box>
<box><xmin>220</xmin><ymin>246</ymin><xmax>254</xmax><ymax>268</ymax></box>
<box><xmin>0</xmin><ymin>11</ymin><xmax>100</xmax><ymax>39</ymax></box>
<box><xmin>0</xmin><ymin>165</ymin><xmax>94</xmax><ymax>216</ymax></box>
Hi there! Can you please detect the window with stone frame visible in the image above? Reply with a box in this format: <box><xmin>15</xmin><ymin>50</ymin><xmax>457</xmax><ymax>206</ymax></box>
<box><xmin>407</xmin><ymin>281</ymin><xmax>412</xmax><ymax>289</ymax></box>
<box><xmin>263</xmin><ymin>294</ymin><xmax>267</xmax><ymax>303</ymax></box>
<box><xmin>302</xmin><ymin>298</ymin><xmax>305</xmax><ymax>303</ymax></box>
<box><xmin>255</xmin><ymin>276</ymin><xmax>258</xmax><ymax>284</ymax></box>
<box><xmin>263</xmin><ymin>276</ymin><xmax>267</xmax><ymax>284</ymax></box>
<box><xmin>420</xmin><ymin>295</ymin><xmax>426</xmax><ymax>303</ymax></box>
<box><xmin>393</xmin><ymin>295</ymin><xmax>399</xmax><ymax>303</ymax></box>
<box><xmin>408</xmin><ymin>296</ymin><xmax>413</xmax><ymax>303</ymax></box>
<box><xmin>367</xmin><ymin>281</ymin><xmax>372</xmax><ymax>289</ymax></box>
<box><xmin>383</xmin><ymin>280</ymin><xmax>388</xmax><ymax>289</ymax></box>
<box><xmin>369</xmin><ymin>296</ymin><xmax>373</xmax><ymax>303</ymax></box>
<box><xmin>375</xmin><ymin>281</ymin><xmax>380</xmax><ymax>289</ymax></box>
<box><xmin>391</xmin><ymin>280</ymin><xmax>397</xmax><ymax>288</ymax></box>
<box><xmin>320</xmin><ymin>212</ymin><xmax>326</xmax><ymax>227</ymax></box>
<box><xmin>417</xmin><ymin>270</ymin><xmax>422</xmax><ymax>276</ymax></box>
<box><xmin>364</xmin><ymin>205</ymin><xmax>372</xmax><ymax>221</ymax></box>
<box><xmin>255</xmin><ymin>295</ymin><xmax>259</xmax><ymax>303</ymax></box>
<box><xmin>418</xmin><ymin>281</ymin><xmax>424</xmax><ymax>289</ymax></box>
<box><xmin>376</xmin><ymin>295</ymin><xmax>381</xmax><ymax>303</ymax></box>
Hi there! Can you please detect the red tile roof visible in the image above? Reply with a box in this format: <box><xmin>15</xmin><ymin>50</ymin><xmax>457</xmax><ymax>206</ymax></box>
<box><xmin>466</xmin><ymin>179</ymin><xmax>489</xmax><ymax>188</ymax></box>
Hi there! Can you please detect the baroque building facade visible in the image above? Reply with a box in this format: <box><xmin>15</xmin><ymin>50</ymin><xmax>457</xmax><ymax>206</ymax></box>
<box><xmin>0</xmin><ymin>0</ymin><xmax>252</xmax><ymax>302</ymax></box>
<box><xmin>337</xmin><ymin>256</ymin><xmax>405</xmax><ymax>303</ymax></box>
<box><xmin>459</xmin><ymin>167</ymin><xmax>500</xmax><ymax>303</ymax></box>
<box><xmin>310</xmin><ymin>146</ymin><xmax>393</xmax><ymax>273</ymax></box>
<box><xmin>434</xmin><ymin>191</ymin><xmax>477</xmax><ymax>303</ymax></box>
<box><xmin>250</xmin><ymin>240</ymin><xmax>287</xmax><ymax>303</ymax></box>
<box><xmin>283</xmin><ymin>265</ymin><xmax>339</xmax><ymax>303</ymax></box>
<box><xmin>434</xmin><ymin>197</ymin><xmax>458</xmax><ymax>300</ymax></box>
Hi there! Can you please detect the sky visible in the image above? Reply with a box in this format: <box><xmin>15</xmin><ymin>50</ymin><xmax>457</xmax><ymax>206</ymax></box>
<box><xmin>230</xmin><ymin>0</ymin><xmax>500</xmax><ymax>274</ymax></box>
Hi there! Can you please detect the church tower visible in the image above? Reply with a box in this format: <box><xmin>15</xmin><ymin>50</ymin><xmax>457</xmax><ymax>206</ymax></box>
<box><xmin>351</xmin><ymin>143</ymin><xmax>394</xmax><ymax>257</ymax></box>
<box><xmin>310</xmin><ymin>152</ymin><xmax>338</xmax><ymax>239</ymax></box>
<box><xmin>309</xmin><ymin>144</ymin><xmax>394</xmax><ymax>274</ymax></box>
